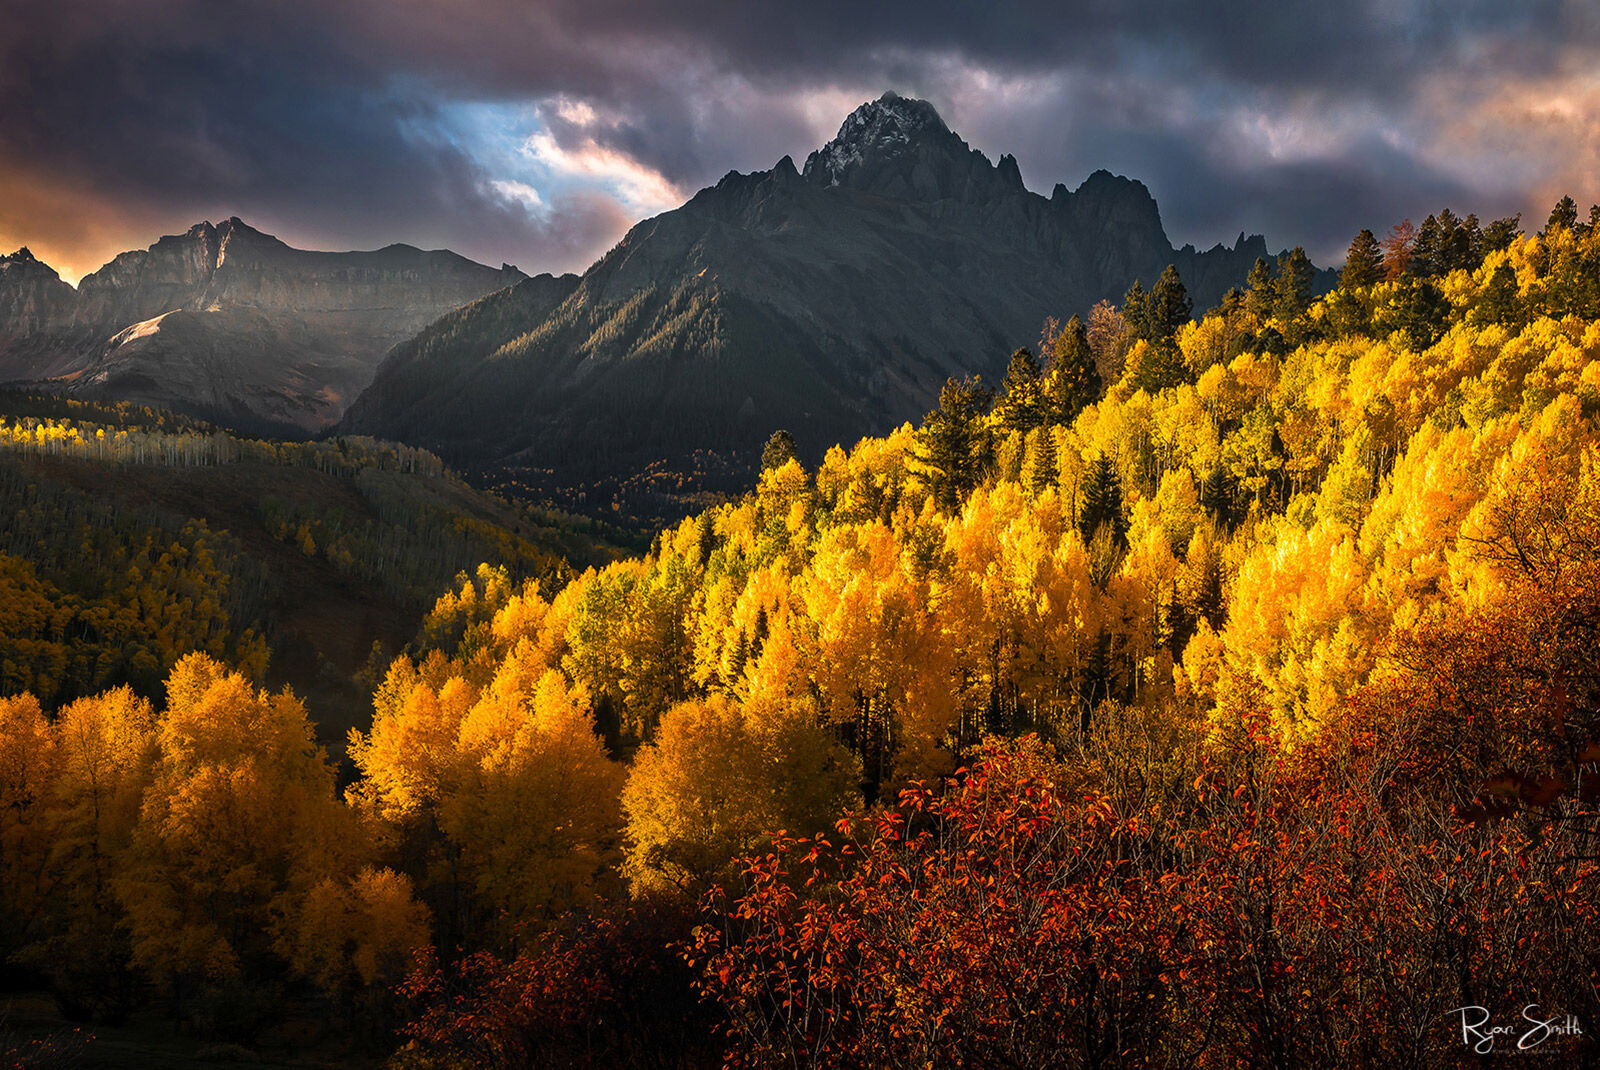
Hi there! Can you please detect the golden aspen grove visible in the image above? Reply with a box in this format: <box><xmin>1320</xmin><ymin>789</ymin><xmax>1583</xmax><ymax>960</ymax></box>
<box><xmin>6</xmin><ymin>206</ymin><xmax>1600</xmax><ymax>1066</ymax></box>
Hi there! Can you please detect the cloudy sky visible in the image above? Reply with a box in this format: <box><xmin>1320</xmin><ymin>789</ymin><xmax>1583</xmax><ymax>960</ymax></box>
<box><xmin>4</xmin><ymin>0</ymin><xmax>1596</xmax><ymax>283</ymax></box>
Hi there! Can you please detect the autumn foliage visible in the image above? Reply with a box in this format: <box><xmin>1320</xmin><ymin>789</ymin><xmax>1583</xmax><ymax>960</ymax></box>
<box><xmin>4</xmin><ymin>205</ymin><xmax>1600</xmax><ymax>1063</ymax></box>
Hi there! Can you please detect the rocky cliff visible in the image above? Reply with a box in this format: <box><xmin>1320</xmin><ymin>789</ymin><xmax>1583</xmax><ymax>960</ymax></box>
<box><xmin>0</xmin><ymin>249</ymin><xmax>77</xmax><ymax>337</ymax></box>
<box><xmin>0</xmin><ymin>219</ymin><xmax>525</xmax><ymax>432</ymax></box>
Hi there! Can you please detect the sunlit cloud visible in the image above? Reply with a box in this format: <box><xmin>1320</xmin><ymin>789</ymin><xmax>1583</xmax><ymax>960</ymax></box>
<box><xmin>554</xmin><ymin>98</ymin><xmax>599</xmax><ymax>126</ymax></box>
<box><xmin>0</xmin><ymin>168</ymin><xmax>177</xmax><ymax>287</ymax></box>
<box><xmin>518</xmin><ymin>131</ymin><xmax>682</xmax><ymax>215</ymax></box>
<box><xmin>1417</xmin><ymin>57</ymin><xmax>1600</xmax><ymax>213</ymax></box>
<box><xmin>489</xmin><ymin>178</ymin><xmax>545</xmax><ymax>208</ymax></box>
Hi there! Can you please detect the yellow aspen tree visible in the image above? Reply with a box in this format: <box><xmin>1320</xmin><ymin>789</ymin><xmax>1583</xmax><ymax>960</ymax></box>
<box><xmin>288</xmin><ymin>866</ymin><xmax>430</xmax><ymax>1023</ymax></box>
<box><xmin>804</xmin><ymin>520</ymin><xmax>945</xmax><ymax>794</ymax></box>
<box><xmin>1453</xmin><ymin>396</ymin><xmax>1599</xmax><ymax>602</ymax></box>
<box><xmin>1361</xmin><ymin>418</ymin><xmax>1514</xmax><ymax>631</ymax></box>
<box><xmin>116</xmin><ymin>654</ymin><xmax>360</xmax><ymax>994</ymax></box>
<box><xmin>348</xmin><ymin>654</ymin><xmax>479</xmax><ymax>823</ymax></box>
<box><xmin>443</xmin><ymin>669</ymin><xmax>623</xmax><ymax>936</ymax></box>
<box><xmin>621</xmin><ymin>692</ymin><xmax>859</xmax><ymax>895</ymax></box>
<box><xmin>0</xmin><ymin>693</ymin><xmax>56</xmax><ymax>958</ymax></box>
<box><xmin>29</xmin><ymin>687</ymin><xmax>157</xmax><ymax>1012</ymax></box>
<box><xmin>1223</xmin><ymin>517</ymin><xmax>1373</xmax><ymax>733</ymax></box>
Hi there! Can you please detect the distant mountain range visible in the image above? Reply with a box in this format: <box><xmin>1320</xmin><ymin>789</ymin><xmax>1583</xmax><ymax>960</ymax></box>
<box><xmin>0</xmin><ymin>221</ymin><xmax>524</xmax><ymax>432</ymax></box>
<box><xmin>341</xmin><ymin>93</ymin><xmax>1329</xmax><ymax>501</ymax></box>
<box><xmin>1</xmin><ymin>93</ymin><xmax>1332</xmax><ymax>510</ymax></box>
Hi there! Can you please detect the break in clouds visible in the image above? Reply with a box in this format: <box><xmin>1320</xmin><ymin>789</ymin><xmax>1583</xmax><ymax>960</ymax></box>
<box><xmin>3</xmin><ymin>0</ymin><xmax>1598</xmax><ymax>280</ymax></box>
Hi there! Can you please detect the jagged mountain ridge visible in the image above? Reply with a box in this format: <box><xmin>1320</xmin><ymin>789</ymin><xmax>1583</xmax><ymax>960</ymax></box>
<box><xmin>0</xmin><ymin>219</ymin><xmax>526</xmax><ymax>432</ymax></box>
<box><xmin>342</xmin><ymin>93</ymin><xmax>1325</xmax><ymax>502</ymax></box>
<box><xmin>0</xmin><ymin>249</ymin><xmax>77</xmax><ymax>337</ymax></box>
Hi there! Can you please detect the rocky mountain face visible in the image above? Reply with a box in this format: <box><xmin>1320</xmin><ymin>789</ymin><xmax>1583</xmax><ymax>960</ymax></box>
<box><xmin>341</xmin><ymin>93</ymin><xmax>1326</xmax><ymax>503</ymax></box>
<box><xmin>0</xmin><ymin>249</ymin><xmax>77</xmax><ymax>337</ymax></box>
<box><xmin>0</xmin><ymin>219</ymin><xmax>525</xmax><ymax>432</ymax></box>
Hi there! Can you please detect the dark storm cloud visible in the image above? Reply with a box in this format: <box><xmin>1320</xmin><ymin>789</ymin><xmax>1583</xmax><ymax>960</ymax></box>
<box><xmin>2</xmin><ymin>0</ymin><xmax>1594</xmax><ymax>278</ymax></box>
<box><xmin>0</xmin><ymin>1</ymin><xmax>633</xmax><ymax>277</ymax></box>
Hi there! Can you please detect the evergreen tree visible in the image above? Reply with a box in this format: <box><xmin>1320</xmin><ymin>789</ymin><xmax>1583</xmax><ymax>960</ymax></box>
<box><xmin>1322</xmin><ymin>286</ymin><xmax>1374</xmax><ymax>339</ymax></box>
<box><xmin>1121</xmin><ymin>280</ymin><xmax>1152</xmax><ymax>342</ymax></box>
<box><xmin>760</xmin><ymin>429</ymin><xmax>797</xmax><ymax>472</ymax></box>
<box><xmin>1192</xmin><ymin>541</ymin><xmax>1225</xmax><ymax>629</ymax></box>
<box><xmin>1078</xmin><ymin>453</ymin><xmax>1127</xmax><ymax>550</ymax></box>
<box><xmin>1044</xmin><ymin>313</ymin><xmax>1102</xmax><ymax>420</ymax></box>
<box><xmin>1340</xmin><ymin>229</ymin><xmax>1383</xmax><ymax>291</ymax></box>
<box><xmin>1117</xmin><ymin>265</ymin><xmax>1195</xmax><ymax>395</ymax></box>
<box><xmin>1255</xmin><ymin>324</ymin><xmax>1287</xmax><ymax>357</ymax></box>
<box><xmin>914</xmin><ymin>376</ymin><xmax>994</xmax><ymax>513</ymax></box>
<box><xmin>1474</xmin><ymin>263</ymin><xmax>1522</xmax><ymax>328</ymax></box>
<box><xmin>1547</xmin><ymin>195</ymin><xmax>1579</xmax><ymax>236</ymax></box>
<box><xmin>993</xmin><ymin>348</ymin><xmax>1046</xmax><ymax>433</ymax></box>
<box><xmin>1440</xmin><ymin>207</ymin><xmax>1465</xmax><ymax>273</ymax></box>
<box><xmin>1379</xmin><ymin>277</ymin><xmax>1451</xmax><ymax>349</ymax></box>
<box><xmin>1461</xmin><ymin>213</ymin><xmax>1485</xmax><ymax>270</ymax></box>
<box><xmin>1273</xmin><ymin>247</ymin><xmax>1317</xmax><ymax>333</ymax></box>
<box><xmin>1147</xmin><ymin>264</ymin><xmax>1192</xmax><ymax>341</ymax></box>
<box><xmin>1200</xmin><ymin>463</ymin><xmax>1238</xmax><ymax>530</ymax></box>
<box><xmin>1411</xmin><ymin>215</ymin><xmax>1441</xmax><ymax>277</ymax></box>
<box><xmin>1482</xmin><ymin>215</ymin><xmax>1521</xmax><ymax>253</ymax></box>
<box><xmin>1437</xmin><ymin>208</ymin><xmax>1471</xmax><ymax>273</ymax></box>
<box><xmin>1244</xmin><ymin>257</ymin><xmax>1277</xmax><ymax>319</ymax></box>
<box><xmin>1128</xmin><ymin>338</ymin><xmax>1189</xmax><ymax>395</ymax></box>
<box><xmin>1025</xmin><ymin>427</ymin><xmax>1058</xmax><ymax>497</ymax></box>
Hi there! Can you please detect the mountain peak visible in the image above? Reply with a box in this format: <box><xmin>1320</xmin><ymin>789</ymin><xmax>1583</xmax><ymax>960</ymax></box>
<box><xmin>798</xmin><ymin>92</ymin><xmax>1025</xmax><ymax>204</ymax></box>
<box><xmin>846</xmin><ymin>92</ymin><xmax>950</xmax><ymax>141</ymax></box>
<box><xmin>802</xmin><ymin>93</ymin><xmax>959</xmax><ymax>188</ymax></box>
<box><xmin>0</xmin><ymin>246</ymin><xmax>68</xmax><ymax>286</ymax></box>
<box><xmin>1075</xmin><ymin>169</ymin><xmax>1153</xmax><ymax>201</ymax></box>
<box><xmin>178</xmin><ymin>217</ymin><xmax>270</xmax><ymax>242</ymax></box>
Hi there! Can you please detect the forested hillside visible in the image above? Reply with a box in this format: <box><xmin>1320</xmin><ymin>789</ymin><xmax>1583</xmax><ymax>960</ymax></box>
<box><xmin>3</xmin><ymin>202</ymin><xmax>1599</xmax><ymax>1066</ymax></box>
<box><xmin>0</xmin><ymin>394</ymin><xmax>622</xmax><ymax>741</ymax></box>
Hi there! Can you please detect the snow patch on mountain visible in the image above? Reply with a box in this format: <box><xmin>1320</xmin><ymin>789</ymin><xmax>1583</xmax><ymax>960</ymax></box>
<box><xmin>802</xmin><ymin>92</ymin><xmax>953</xmax><ymax>186</ymax></box>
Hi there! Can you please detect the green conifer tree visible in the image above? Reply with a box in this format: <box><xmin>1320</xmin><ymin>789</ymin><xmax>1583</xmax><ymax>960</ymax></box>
<box><xmin>760</xmin><ymin>429</ymin><xmax>797</xmax><ymax>472</ymax></box>
<box><xmin>1437</xmin><ymin>208</ymin><xmax>1470</xmax><ymax>273</ymax></box>
<box><xmin>1273</xmin><ymin>247</ymin><xmax>1316</xmax><ymax>322</ymax></box>
<box><xmin>1474</xmin><ymin>263</ymin><xmax>1522</xmax><ymax>328</ymax></box>
<box><xmin>1411</xmin><ymin>215</ymin><xmax>1441</xmax><ymax>277</ymax></box>
<box><xmin>1547</xmin><ymin>195</ymin><xmax>1579</xmax><ymax>236</ymax></box>
<box><xmin>1025</xmin><ymin>427</ymin><xmax>1058</xmax><ymax>497</ymax></box>
<box><xmin>1078</xmin><ymin>453</ymin><xmax>1128</xmax><ymax>550</ymax></box>
<box><xmin>1244</xmin><ymin>257</ymin><xmax>1277</xmax><ymax>320</ymax></box>
<box><xmin>1121</xmin><ymin>280</ymin><xmax>1152</xmax><ymax>342</ymax></box>
<box><xmin>1461</xmin><ymin>213</ymin><xmax>1484</xmax><ymax>270</ymax></box>
<box><xmin>1044</xmin><ymin>313</ymin><xmax>1102</xmax><ymax>420</ymax></box>
<box><xmin>1482</xmin><ymin>215</ymin><xmax>1521</xmax><ymax>253</ymax></box>
<box><xmin>1147</xmin><ymin>264</ymin><xmax>1192</xmax><ymax>341</ymax></box>
<box><xmin>1200</xmin><ymin>462</ymin><xmax>1238</xmax><ymax>529</ymax></box>
<box><xmin>994</xmin><ymin>348</ymin><xmax>1046</xmax><ymax>433</ymax></box>
<box><xmin>913</xmin><ymin>376</ymin><xmax>994</xmax><ymax>513</ymax></box>
<box><xmin>1340</xmin><ymin>229</ymin><xmax>1383</xmax><ymax>291</ymax></box>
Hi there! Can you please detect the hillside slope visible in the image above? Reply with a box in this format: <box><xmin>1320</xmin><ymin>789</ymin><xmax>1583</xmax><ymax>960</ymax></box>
<box><xmin>0</xmin><ymin>393</ymin><xmax>623</xmax><ymax>741</ymax></box>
